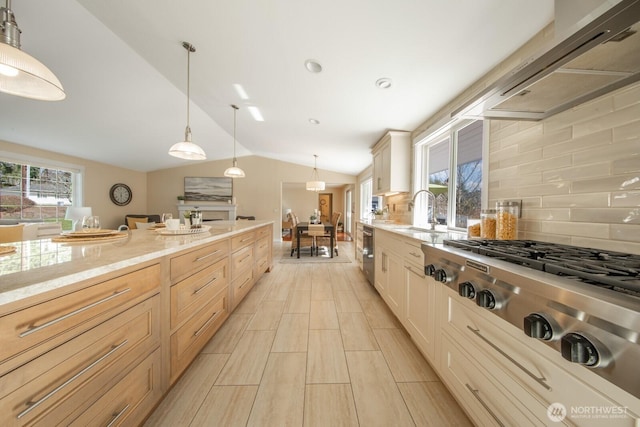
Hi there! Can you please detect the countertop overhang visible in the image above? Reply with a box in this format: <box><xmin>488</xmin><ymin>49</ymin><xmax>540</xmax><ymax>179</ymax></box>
<box><xmin>0</xmin><ymin>220</ymin><xmax>273</xmax><ymax>305</ymax></box>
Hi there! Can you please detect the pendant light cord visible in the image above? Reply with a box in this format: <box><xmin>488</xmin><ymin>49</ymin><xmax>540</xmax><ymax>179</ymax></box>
<box><xmin>232</xmin><ymin>104</ymin><xmax>239</xmax><ymax>161</ymax></box>
<box><xmin>182</xmin><ymin>42</ymin><xmax>195</xmax><ymax>137</ymax></box>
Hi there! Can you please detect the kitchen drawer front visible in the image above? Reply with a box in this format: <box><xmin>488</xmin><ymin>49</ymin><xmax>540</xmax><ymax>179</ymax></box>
<box><xmin>171</xmin><ymin>258</ymin><xmax>228</xmax><ymax>330</ymax></box>
<box><xmin>65</xmin><ymin>348</ymin><xmax>162</xmax><ymax>427</ymax></box>
<box><xmin>399</xmin><ymin>239</ymin><xmax>423</xmax><ymax>267</ymax></box>
<box><xmin>0</xmin><ymin>264</ymin><xmax>160</xmax><ymax>375</ymax></box>
<box><xmin>231</xmin><ymin>231</ymin><xmax>256</xmax><ymax>251</ymax></box>
<box><xmin>231</xmin><ymin>245</ymin><xmax>254</xmax><ymax>278</ymax></box>
<box><xmin>232</xmin><ymin>267</ymin><xmax>254</xmax><ymax>307</ymax></box>
<box><xmin>170</xmin><ymin>240</ymin><xmax>229</xmax><ymax>283</ymax></box>
<box><xmin>255</xmin><ymin>225</ymin><xmax>270</xmax><ymax>240</ymax></box>
<box><xmin>255</xmin><ymin>236</ymin><xmax>269</xmax><ymax>260</ymax></box>
<box><xmin>0</xmin><ymin>295</ymin><xmax>160</xmax><ymax>426</ymax></box>
<box><xmin>254</xmin><ymin>254</ymin><xmax>269</xmax><ymax>281</ymax></box>
<box><xmin>171</xmin><ymin>289</ymin><xmax>228</xmax><ymax>382</ymax></box>
<box><xmin>440</xmin><ymin>333</ymin><xmax>541</xmax><ymax>427</ymax></box>
<box><xmin>443</xmin><ymin>287</ymin><xmax>638</xmax><ymax>423</ymax></box>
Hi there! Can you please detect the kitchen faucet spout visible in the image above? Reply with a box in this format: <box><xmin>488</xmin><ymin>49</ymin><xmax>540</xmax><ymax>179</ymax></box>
<box><xmin>408</xmin><ymin>189</ymin><xmax>438</xmax><ymax>229</ymax></box>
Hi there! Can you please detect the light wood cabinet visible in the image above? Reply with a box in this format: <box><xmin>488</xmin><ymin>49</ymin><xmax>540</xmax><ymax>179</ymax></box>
<box><xmin>0</xmin><ymin>295</ymin><xmax>162</xmax><ymax>426</ymax></box>
<box><xmin>254</xmin><ymin>225</ymin><xmax>272</xmax><ymax>282</ymax></box>
<box><xmin>371</xmin><ymin>131</ymin><xmax>411</xmax><ymax>195</ymax></box>
<box><xmin>169</xmin><ymin>242</ymin><xmax>231</xmax><ymax>382</ymax></box>
<box><xmin>355</xmin><ymin>222</ymin><xmax>364</xmax><ymax>271</ymax></box>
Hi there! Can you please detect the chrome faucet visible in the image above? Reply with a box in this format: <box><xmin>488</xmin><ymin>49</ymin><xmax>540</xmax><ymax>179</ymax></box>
<box><xmin>408</xmin><ymin>189</ymin><xmax>438</xmax><ymax>229</ymax></box>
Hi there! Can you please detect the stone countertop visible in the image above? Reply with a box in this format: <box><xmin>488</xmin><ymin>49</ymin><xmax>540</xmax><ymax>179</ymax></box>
<box><xmin>360</xmin><ymin>221</ymin><xmax>468</xmax><ymax>245</ymax></box>
<box><xmin>0</xmin><ymin>220</ymin><xmax>273</xmax><ymax>305</ymax></box>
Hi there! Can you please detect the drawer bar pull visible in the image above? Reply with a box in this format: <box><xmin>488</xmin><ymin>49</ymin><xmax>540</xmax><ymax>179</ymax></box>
<box><xmin>106</xmin><ymin>403</ymin><xmax>130</xmax><ymax>427</ymax></box>
<box><xmin>239</xmin><ymin>277</ymin><xmax>251</xmax><ymax>289</ymax></box>
<box><xmin>465</xmin><ymin>383</ymin><xmax>505</xmax><ymax>427</ymax></box>
<box><xmin>239</xmin><ymin>254</ymin><xmax>251</xmax><ymax>263</ymax></box>
<box><xmin>19</xmin><ymin>289</ymin><xmax>132</xmax><ymax>338</ymax></box>
<box><xmin>194</xmin><ymin>277</ymin><xmax>218</xmax><ymax>295</ymax></box>
<box><xmin>194</xmin><ymin>310</ymin><xmax>222</xmax><ymax>337</ymax></box>
<box><xmin>404</xmin><ymin>265</ymin><xmax>425</xmax><ymax>279</ymax></box>
<box><xmin>409</xmin><ymin>251</ymin><xmax>421</xmax><ymax>258</ymax></box>
<box><xmin>467</xmin><ymin>326</ymin><xmax>551</xmax><ymax>390</ymax></box>
<box><xmin>17</xmin><ymin>340</ymin><xmax>128</xmax><ymax>419</ymax></box>
<box><xmin>240</xmin><ymin>237</ymin><xmax>252</xmax><ymax>242</ymax></box>
<box><xmin>195</xmin><ymin>249</ymin><xmax>221</xmax><ymax>262</ymax></box>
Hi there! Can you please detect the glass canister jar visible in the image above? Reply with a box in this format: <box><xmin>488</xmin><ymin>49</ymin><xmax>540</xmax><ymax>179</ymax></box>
<box><xmin>480</xmin><ymin>209</ymin><xmax>496</xmax><ymax>239</ymax></box>
<box><xmin>496</xmin><ymin>201</ymin><xmax>519</xmax><ymax>240</ymax></box>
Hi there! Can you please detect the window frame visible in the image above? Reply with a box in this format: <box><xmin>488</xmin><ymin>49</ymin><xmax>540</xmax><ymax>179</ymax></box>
<box><xmin>413</xmin><ymin>119</ymin><xmax>488</xmax><ymax>231</ymax></box>
<box><xmin>0</xmin><ymin>151</ymin><xmax>85</xmax><ymax>220</ymax></box>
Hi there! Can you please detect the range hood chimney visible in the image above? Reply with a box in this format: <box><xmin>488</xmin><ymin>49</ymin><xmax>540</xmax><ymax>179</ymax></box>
<box><xmin>454</xmin><ymin>0</ymin><xmax>640</xmax><ymax>121</ymax></box>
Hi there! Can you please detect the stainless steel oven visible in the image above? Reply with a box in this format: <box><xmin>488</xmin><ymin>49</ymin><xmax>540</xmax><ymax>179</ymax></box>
<box><xmin>362</xmin><ymin>225</ymin><xmax>374</xmax><ymax>285</ymax></box>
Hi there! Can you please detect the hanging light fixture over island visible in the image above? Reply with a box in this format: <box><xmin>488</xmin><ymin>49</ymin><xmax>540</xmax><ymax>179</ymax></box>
<box><xmin>0</xmin><ymin>0</ymin><xmax>65</xmax><ymax>101</ymax></box>
<box><xmin>224</xmin><ymin>104</ymin><xmax>245</xmax><ymax>178</ymax></box>
<box><xmin>168</xmin><ymin>42</ymin><xmax>206</xmax><ymax>161</ymax></box>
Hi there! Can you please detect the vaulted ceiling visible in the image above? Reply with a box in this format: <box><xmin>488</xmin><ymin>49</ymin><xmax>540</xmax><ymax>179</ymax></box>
<box><xmin>0</xmin><ymin>0</ymin><xmax>554</xmax><ymax>175</ymax></box>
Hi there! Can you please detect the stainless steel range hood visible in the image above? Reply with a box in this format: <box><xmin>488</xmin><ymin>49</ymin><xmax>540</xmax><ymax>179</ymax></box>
<box><xmin>454</xmin><ymin>0</ymin><xmax>640</xmax><ymax>121</ymax></box>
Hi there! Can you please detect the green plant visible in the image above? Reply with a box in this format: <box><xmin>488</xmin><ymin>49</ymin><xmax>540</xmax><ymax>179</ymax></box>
<box><xmin>183</xmin><ymin>210</ymin><xmax>191</xmax><ymax>218</ymax></box>
<box><xmin>374</xmin><ymin>209</ymin><xmax>384</xmax><ymax>215</ymax></box>
<box><xmin>177</xmin><ymin>195</ymin><xmax>185</xmax><ymax>200</ymax></box>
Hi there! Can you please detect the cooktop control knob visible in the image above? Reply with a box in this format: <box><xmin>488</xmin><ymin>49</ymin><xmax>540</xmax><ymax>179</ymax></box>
<box><xmin>434</xmin><ymin>269</ymin><xmax>448</xmax><ymax>283</ymax></box>
<box><xmin>561</xmin><ymin>333</ymin><xmax>600</xmax><ymax>367</ymax></box>
<box><xmin>523</xmin><ymin>313</ymin><xmax>553</xmax><ymax>340</ymax></box>
<box><xmin>476</xmin><ymin>289</ymin><xmax>497</xmax><ymax>309</ymax></box>
<box><xmin>424</xmin><ymin>264</ymin><xmax>437</xmax><ymax>277</ymax></box>
<box><xmin>458</xmin><ymin>281</ymin><xmax>476</xmax><ymax>299</ymax></box>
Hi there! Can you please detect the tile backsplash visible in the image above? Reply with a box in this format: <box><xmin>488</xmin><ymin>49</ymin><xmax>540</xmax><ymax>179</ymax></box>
<box><xmin>489</xmin><ymin>81</ymin><xmax>640</xmax><ymax>254</ymax></box>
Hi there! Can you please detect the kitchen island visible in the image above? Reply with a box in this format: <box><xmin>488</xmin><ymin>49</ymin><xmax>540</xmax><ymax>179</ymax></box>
<box><xmin>0</xmin><ymin>220</ymin><xmax>273</xmax><ymax>426</ymax></box>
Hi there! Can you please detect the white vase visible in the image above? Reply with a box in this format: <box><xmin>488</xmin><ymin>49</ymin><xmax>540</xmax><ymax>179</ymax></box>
<box><xmin>183</xmin><ymin>218</ymin><xmax>190</xmax><ymax>227</ymax></box>
<box><xmin>178</xmin><ymin>200</ymin><xmax>184</xmax><ymax>204</ymax></box>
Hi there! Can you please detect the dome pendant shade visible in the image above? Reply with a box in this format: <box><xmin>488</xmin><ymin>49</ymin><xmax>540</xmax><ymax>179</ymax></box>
<box><xmin>224</xmin><ymin>104</ymin><xmax>245</xmax><ymax>178</ymax></box>
<box><xmin>169</xmin><ymin>42</ymin><xmax>206</xmax><ymax>160</ymax></box>
<box><xmin>306</xmin><ymin>154</ymin><xmax>325</xmax><ymax>192</ymax></box>
<box><xmin>169</xmin><ymin>126</ymin><xmax>206</xmax><ymax>160</ymax></box>
<box><xmin>0</xmin><ymin>2</ymin><xmax>65</xmax><ymax>100</ymax></box>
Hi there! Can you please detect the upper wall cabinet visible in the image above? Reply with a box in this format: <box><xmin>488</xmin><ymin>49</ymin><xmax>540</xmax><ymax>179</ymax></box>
<box><xmin>372</xmin><ymin>131</ymin><xmax>411</xmax><ymax>196</ymax></box>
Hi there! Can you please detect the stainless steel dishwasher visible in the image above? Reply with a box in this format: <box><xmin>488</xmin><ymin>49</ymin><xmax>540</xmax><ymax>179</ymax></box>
<box><xmin>362</xmin><ymin>225</ymin><xmax>374</xmax><ymax>285</ymax></box>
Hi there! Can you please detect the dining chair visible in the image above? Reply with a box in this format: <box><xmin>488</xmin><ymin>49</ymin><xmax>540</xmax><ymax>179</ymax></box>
<box><xmin>315</xmin><ymin>212</ymin><xmax>341</xmax><ymax>256</ymax></box>
<box><xmin>0</xmin><ymin>224</ymin><xmax>25</xmax><ymax>243</ymax></box>
<box><xmin>307</xmin><ymin>223</ymin><xmax>325</xmax><ymax>256</ymax></box>
<box><xmin>289</xmin><ymin>214</ymin><xmax>314</xmax><ymax>256</ymax></box>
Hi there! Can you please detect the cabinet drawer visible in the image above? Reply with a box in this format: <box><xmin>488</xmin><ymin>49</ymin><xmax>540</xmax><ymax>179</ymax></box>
<box><xmin>255</xmin><ymin>225</ymin><xmax>270</xmax><ymax>240</ymax></box>
<box><xmin>254</xmin><ymin>254</ymin><xmax>269</xmax><ymax>279</ymax></box>
<box><xmin>443</xmin><ymin>288</ymin><xmax>640</xmax><ymax>422</ymax></box>
<box><xmin>0</xmin><ymin>264</ymin><xmax>160</xmax><ymax>374</ymax></box>
<box><xmin>170</xmin><ymin>240</ymin><xmax>229</xmax><ymax>283</ymax></box>
<box><xmin>231</xmin><ymin>245</ymin><xmax>254</xmax><ymax>278</ymax></box>
<box><xmin>65</xmin><ymin>347</ymin><xmax>162</xmax><ymax>427</ymax></box>
<box><xmin>233</xmin><ymin>267</ymin><xmax>254</xmax><ymax>305</ymax></box>
<box><xmin>400</xmin><ymin>239</ymin><xmax>423</xmax><ymax>266</ymax></box>
<box><xmin>255</xmin><ymin>236</ymin><xmax>269</xmax><ymax>259</ymax></box>
<box><xmin>171</xmin><ymin>290</ymin><xmax>228</xmax><ymax>382</ymax></box>
<box><xmin>231</xmin><ymin>231</ymin><xmax>255</xmax><ymax>251</ymax></box>
<box><xmin>0</xmin><ymin>296</ymin><xmax>160</xmax><ymax>426</ymax></box>
<box><xmin>171</xmin><ymin>258</ymin><xmax>228</xmax><ymax>330</ymax></box>
<box><xmin>440</xmin><ymin>333</ymin><xmax>540</xmax><ymax>426</ymax></box>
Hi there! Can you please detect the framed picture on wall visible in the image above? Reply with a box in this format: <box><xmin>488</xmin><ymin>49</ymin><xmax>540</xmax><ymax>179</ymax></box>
<box><xmin>184</xmin><ymin>177</ymin><xmax>233</xmax><ymax>202</ymax></box>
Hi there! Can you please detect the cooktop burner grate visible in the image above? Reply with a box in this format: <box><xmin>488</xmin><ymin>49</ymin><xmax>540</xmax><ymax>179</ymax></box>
<box><xmin>443</xmin><ymin>239</ymin><xmax>640</xmax><ymax>295</ymax></box>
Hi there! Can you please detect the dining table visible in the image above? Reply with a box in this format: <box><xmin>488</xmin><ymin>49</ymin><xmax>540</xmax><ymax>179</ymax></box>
<box><xmin>296</xmin><ymin>221</ymin><xmax>334</xmax><ymax>259</ymax></box>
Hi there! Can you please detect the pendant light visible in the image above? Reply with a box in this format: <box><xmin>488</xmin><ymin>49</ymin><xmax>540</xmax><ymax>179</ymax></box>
<box><xmin>224</xmin><ymin>104</ymin><xmax>245</xmax><ymax>178</ymax></box>
<box><xmin>306</xmin><ymin>154</ymin><xmax>325</xmax><ymax>192</ymax></box>
<box><xmin>169</xmin><ymin>42</ymin><xmax>206</xmax><ymax>160</ymax></box>
<box><xmin>0</xmin><ymin>0</ymin><xmax>65</xmax><ymax>101</ymax></box>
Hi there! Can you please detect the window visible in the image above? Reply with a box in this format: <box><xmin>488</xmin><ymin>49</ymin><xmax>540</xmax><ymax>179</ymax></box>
<box><xmin>0</xmin><ymin>156</ymin><xmax>83</xmax><ymax>221</ymax></box>
<box><xmin>360</xmin><ymin>178</ymin><xmax>373</xmax><ymax>220</ymax></box>
<box><xmin>414</xmin><ymin>120</ymin><xmax>484</xmax><ymax>230</ymax></box>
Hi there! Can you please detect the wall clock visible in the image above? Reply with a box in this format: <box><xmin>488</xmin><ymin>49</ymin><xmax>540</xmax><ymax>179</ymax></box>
<box><xmin>109</xmin><ymin>183</ymin><xmax>132</xmax><ymax>206</ymax></box>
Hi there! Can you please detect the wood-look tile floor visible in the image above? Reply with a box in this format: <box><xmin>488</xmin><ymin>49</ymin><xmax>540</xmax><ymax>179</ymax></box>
<box><xmin>145</xmin><ymin>241</ymin><xmax>472</xmax><ymax>427</ymax></box>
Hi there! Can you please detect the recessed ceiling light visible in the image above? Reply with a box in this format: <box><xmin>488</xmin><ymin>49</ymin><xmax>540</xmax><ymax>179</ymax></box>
<box><xmin>376</xmin><ymin>77</ymin><xmax>392</xmax><ymax>89</ymax></box>
<box><xmin>304</xmin><ymin>60</ymin><xmax>323</xmax><ymax>73</ymax></box>
<box><xmin>233</xmin><ymin>83</ymin><xmax>249</xmax><ymax>100</ymax></box>
<box><xmin>309</xmin><ymin>118</ymin><xmax>320</xmax><ymax>125</ymax></box>
<box><xmin>247</xmin><ymin>106</ymin><xmax>264</xmax><ymax>121</ymax></box>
